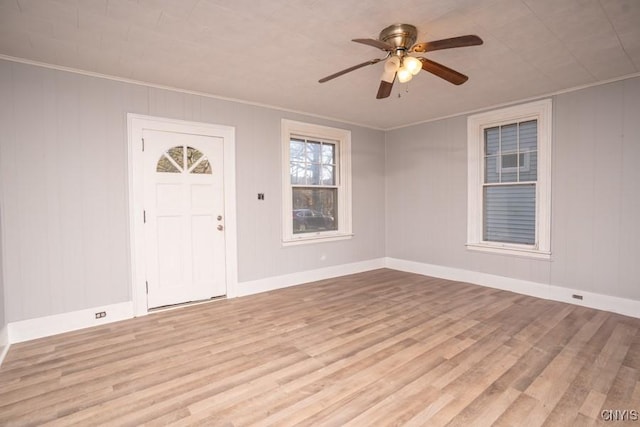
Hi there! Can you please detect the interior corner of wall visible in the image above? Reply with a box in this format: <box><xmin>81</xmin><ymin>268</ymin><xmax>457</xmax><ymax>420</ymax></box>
<box><xmin>0</xmin><ymin>324</ymin><xmax>9</xmax><ymax>368</ymax></box>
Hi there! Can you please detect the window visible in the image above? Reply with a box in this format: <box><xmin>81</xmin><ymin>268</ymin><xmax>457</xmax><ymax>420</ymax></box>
<box><xmin>467</xmin><ymin>99</ymin><xmax>552</xmax><ymax>258</ymax></box>
<box><xmin>156</xmin><ymin>146</ymin><xmax>212</xmax><ymax>174</ymax></box>
<box><xmin>282</xmin><ymin>120</ymin><xmax>352</xmax><ymax>244</ymax></box>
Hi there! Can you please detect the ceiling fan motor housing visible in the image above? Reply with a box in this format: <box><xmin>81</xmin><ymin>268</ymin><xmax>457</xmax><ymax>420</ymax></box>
<box><xmin>379</xmin><ymin>24</ymin><xmax>418</xmax><ymax>53</ymax></box>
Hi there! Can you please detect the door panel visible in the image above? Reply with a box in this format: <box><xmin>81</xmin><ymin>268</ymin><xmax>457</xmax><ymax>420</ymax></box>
<box><xmin>156</xmin><ymin>184</ymin><xmax>182</xmax><ymax>211</ymax></box>
<box><xmin>191</xmin><ymin>185</ymin><xmax>215</xmax><ymax>211</ymax></box>
<box><xmin>157</xmin><ymin>216</ymin><xmax>185</xmax><ymax>287</ymax></box>
<box><xmin>143</xmin><ymin>129</ymin><xmax>226</xmax><ymax>308</ymax></box>
<box><xmin>192</xmin><ymin>216</ymin><xmax>216</xmax><ymax>283</ymax></box>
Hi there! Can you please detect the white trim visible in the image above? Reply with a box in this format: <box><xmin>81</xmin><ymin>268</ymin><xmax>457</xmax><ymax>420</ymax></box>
<box><xmin>0</xmin><ymin>55</ymin><xmax>383</xmax><ymax>131</ymax></box>
<box><xmin>281</xmin><ymin>119</ymin><xmax>353</xmax><ymax>245</ymax></box>
<box><xmin>3</xmin><ymin>54</ymin><xmax>640</xmax><ymax>132</ymax></box>
<box><xmin>466</xmin><ymin>243</ymin><xmax>551</xmax><ymax>259</ymax></box>
<box><xmin>280</xmin><ymin>233</ymin><xmax>355</xmax><ymax>246</ymax></box>
<box><xmin>0</xmin><ymin>325</ymin><xmax>9</xmax><ymax>367</ymax></box>
<box><xmin>467</xmin><ymin>99</ymin><xmax>552</xmax><ymax>259</ymax></box>
<box><xmin>385</xmin><ymin>258</ymin><xmax>640</xmax><ymax>319</ymax></box>
<box><xmin>127</xmin><ymin>114</ymin><xmax>238</xmax><ymax>315</ymax></box>
<box><xmin>236</xmin><ymin>258</ymin><xmax>386</xmax><ymax>297</ymax></box>
<box><xmin>8</xmin><ymin>301</ymin><xmax>134</xmax><ymax>344</ymax></box>
<box><xmin>2</xmin><ymin>259</ymin><xmax>385</xmax><ymax>345</ymax></box>
<box><xmin>386</xmin><ymin>72</ymin><xmax>640</xmax><ymax>131</ymax></box>
<box><xmin>4</xmin><ymin>258</ymin><xmax>636</xmax><ymax>346</ymax></box>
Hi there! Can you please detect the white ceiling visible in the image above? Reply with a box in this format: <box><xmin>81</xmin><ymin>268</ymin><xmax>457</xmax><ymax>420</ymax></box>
<box><xmin>1</xmin><ymin>0</ymin><xmax>639</xmax><ymax>129</ymax></box>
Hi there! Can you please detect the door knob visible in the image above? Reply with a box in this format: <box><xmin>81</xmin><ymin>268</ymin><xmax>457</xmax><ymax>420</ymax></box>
<box><xmin>217</xmin><ymin>224</ymin><xmax>224</xmax><ymax>231</ymax></box>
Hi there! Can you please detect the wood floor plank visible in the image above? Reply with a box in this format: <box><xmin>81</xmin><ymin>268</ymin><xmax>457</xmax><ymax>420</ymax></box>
<box><xmin>492</xmin><ymin>393</ymin><xmax>539</xmax><ymax>427</ymax></box>
<box><xmin>1</xmin><ymin>269</ymin><xmax>639</xmax><ymax>426</ymax></box>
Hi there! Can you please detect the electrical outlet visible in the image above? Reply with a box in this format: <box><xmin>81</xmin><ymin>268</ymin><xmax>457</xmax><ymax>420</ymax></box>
<box><xmin>95</xmin><ymin>311</ymin><xmax>106</xmax><ymax>319</ymax></box>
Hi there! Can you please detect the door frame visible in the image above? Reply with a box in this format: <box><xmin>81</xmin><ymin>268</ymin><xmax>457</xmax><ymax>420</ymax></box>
<box><xmin>127</xmin><ymin>113</ymin><xmax>238</xmax><ymax>316</ymax></box>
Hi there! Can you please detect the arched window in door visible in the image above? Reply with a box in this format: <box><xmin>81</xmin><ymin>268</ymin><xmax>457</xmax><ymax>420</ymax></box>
<box><xmin>156</xmin><ymin>146</ymin><xmax>212</xmax><ymax>174</ymax></box>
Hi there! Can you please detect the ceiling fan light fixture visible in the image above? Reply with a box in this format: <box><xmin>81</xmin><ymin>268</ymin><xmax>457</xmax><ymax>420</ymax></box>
<box><xmin>319</xmin><ymin>23</ymin><xmax>483</xmax><ymax>99</ymax></box>
<box><xmin>403</xmin><ymin>56</ymin><xmax>422</xmax><ymax>75</ymax></box>
<box><xmin>397</xmin><ymin>67</ymin><xmax>413</xmax><ymax>83</ymax></box>
<box><xmin>385</xmin><ymin>56</ymin><xmax>400</xmax><ymax>73</ymax></box>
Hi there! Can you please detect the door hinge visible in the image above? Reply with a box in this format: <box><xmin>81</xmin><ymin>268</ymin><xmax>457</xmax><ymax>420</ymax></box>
<box><xmin>143</xmin><ymin>210</ymin><xmax>146</xmax><ymax>223</ymax></box>
<box><xmin>141</xmin><ymin>137</ymin><xmax>145</xmax><ymax>151</ymax></box>
<box><xmin>146</xmin><ymin>281</ymin><xmax>148</xmax><ymax>294</ymax></box>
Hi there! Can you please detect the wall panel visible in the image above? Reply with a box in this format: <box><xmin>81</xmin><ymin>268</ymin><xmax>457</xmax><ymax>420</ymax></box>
<box><xmin>0</xmin><ymin>58</ymin><xmax>9</xmax><ymax>332</ymax></box>
<box><xmin>386</xmin><ymin>76</ymin><xmax>640</xmax><ymax>302</ymax></box>
<box><xmin>0</xmin><ymin>59</ymin><xmax>386</xmax><ymax>323</ymax></box>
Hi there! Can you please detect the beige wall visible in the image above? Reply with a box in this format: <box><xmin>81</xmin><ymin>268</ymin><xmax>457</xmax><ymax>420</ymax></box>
<box><xmin>0</xmin><ymin>59</ymin><xmax>386</xmax><ymax>322</ymax></box>
<box><xmin>1</xmin><ymin>57</ymin><xmax>638</xmax><ymax>326</ymax></box>
<box><xmin>0</xmin><ymin>201</ymin><xmax>5</xmax><ymax>330</ymax></box>
<box><xmin>385</xmin><ymin>76</ymin><xmax>640</xmax><ymax>301</ymax></box>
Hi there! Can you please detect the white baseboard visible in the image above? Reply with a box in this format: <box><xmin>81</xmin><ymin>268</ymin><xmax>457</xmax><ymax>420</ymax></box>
<box><xmin>237</xmin><ymin>258</ymin><xmax>386</xmax><ymax>297</ymax></box>
<box><xmin>385</xmin><ymin>257</ymin><xmax>640</xmax><ymax>319</ymax></box>
<box><xmin>0</xmin><ymin>324</ymin><xmax>9</xmax><ymax>367</ymax></box>
<box><xmin>5</xmin><ymin>259</ymin><xmax>386</xmax><ymax>345</ymax></box>
<box><xmin>6</xmin><ymin>256</ymin><xmax>635</xmax><ymax>348</ymax></box>
<box><xmin>8</xmin><ymin>301</ymin><xmax>134</xmax><ymax>344</ymax></box>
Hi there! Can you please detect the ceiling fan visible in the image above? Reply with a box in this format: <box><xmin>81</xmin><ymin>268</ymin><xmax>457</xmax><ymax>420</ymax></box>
<box><xmin>319</xmin><ymin>24</ymin><xmax>483</xmax><ymax>99</ymax></box>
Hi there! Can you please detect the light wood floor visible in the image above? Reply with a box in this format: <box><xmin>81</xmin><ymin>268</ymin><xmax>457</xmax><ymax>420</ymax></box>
<box><xmin>1</xmin><ymin>269</ymin><xmax>639</xmax><ymax>426</ymax></box>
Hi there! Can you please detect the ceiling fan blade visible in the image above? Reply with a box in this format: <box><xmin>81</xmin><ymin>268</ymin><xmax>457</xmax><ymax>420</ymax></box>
<box><xmin>411</xmin><ymin>35</ymin><xmax>483</xmax><ymax>53</ymax></box>
<box><xmin>318</xmin><ymin>58</ymin><xmax>383</xmax><ymax>83</ymax></box>
<box><xmin>376</xmin><ymin>74</ymin><xmax>395</xmax><ymax>99</ymax></box>
<box><xmin>419</xmin><ymin>58</ymin><xmax>469</xmax><ymax>85</ymax></box>
<box><xmin>352</xmin><ymin>38</ymin><xmax>395</xmax><ymax>51</ymax></box>
<box><xmin>376</xmin><ymin>80</ymin><xmax>394</xmax><ymax>99</ymax></box>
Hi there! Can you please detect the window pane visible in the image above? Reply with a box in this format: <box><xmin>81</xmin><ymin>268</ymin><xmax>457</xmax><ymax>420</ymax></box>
<box><xmin>308</xmin><ymin>164</ymin><xmax>324</xmax><ymax>185</ymax></box>
<box><xmin>519</xmin><ymin>120</ymin><xmax>537</xmax><ymax>152</ymax></box>
<box><xmin>290</xmin><ymin>139</ymin><xmax>337</xmax><ymax>186</ymax></box>
<box><xmin>186</xmin><ymin>146</ymin><xmax>203</xmax><ymax>169</ymax></box>
<box><xmin>290</xmin><ymin>138</ymin><xmax>306</xmax><ymax>163</ymax></box>
<box><xmin>290</xmin><ymin>162</ymin><xmax>328</xmax><ymax>185</ymax></box>
<box><xmin>191</xmin><ymin>158</ymin><xmax>212</xmax><ymax>174</ymax></box>
<box><xmin>290</xmin><ymin>161</ymin><xmax>307</xmax><ymax>185</ymax></box>
<box><xmin>157</xmin><ymin>154</ymin><xmax>180</xmax><ymax>173</ymax></box>
<box><xmin>485</xmin><ymin>155</ymin><xmax>499</xmax><ymax>183</ymax></box>
<box><xmin>322</xmin><ymin>143</ymin><xmax>335</xmax><ymax>165</ymax></box>
<box><xmin>502</xmin><ymin>154</ymin><xmax>518</xmax><ymax>168</ymax></box>
<box><xmin>483</xmin><ymin>184</ymin><xmax>535</xmax><ymax>245</ymax></box>
<box><xmin>501</xmin><ymin>124</ymin><xmax>517</xmax><ymax>152</ymax></box>
<box><xmin>519</xmin><ymin>120</ymin><xmax>537</xmax><ymax>181</ymax></box>
<box><xmin>292</xmin><ymin>188</ymin><xmax>337</xmax><ymax>234</ymax></box>
<box><xmin>501</xmin><ymin>154</ymin><xmax>518</xmax><ymax>183</ymax></box>
<box><xmin>520</xmin><ymin>151</ymin><xmax>537</xmax><ymax>181</ymax></box>
<box><xmin>167</xmin><ymin>146</ymin><xmax>184</xmax><ymax>169</ymax></box>
<box><xmin>485</xmin><ymin>120</ymin><xmax>538</xmax><ymax>184</ymax></box>
<box><xmin>306</xmin><ymin>141</ymin><xmax>322</xmax><ymax>163</ymax></box>
<box><xmin>485</xmin><ymin>127</ymin><xmax>499</xmax><ymax>155</ymax></box>
<box><xmin>321</xmin><ymin>165</ymin><xmax>335</xmax><ymax>185</ymax></box>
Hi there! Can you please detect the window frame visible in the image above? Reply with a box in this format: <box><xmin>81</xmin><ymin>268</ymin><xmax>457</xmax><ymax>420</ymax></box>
<box><xmin>467</xmin><ymin>99</ymin><xmax>552</xmax><ymax>259</ymax></box>
<box><xmin>281</xmin><ymin>119</ymin><xmax>352</xmax><ymax>245</ymax></box>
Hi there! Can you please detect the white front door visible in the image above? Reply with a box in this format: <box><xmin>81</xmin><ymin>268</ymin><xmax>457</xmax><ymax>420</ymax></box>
<box><xmin>143</xmin><ymin>129</ymin><xmax>226</xmax><ymax>308</ymax></box>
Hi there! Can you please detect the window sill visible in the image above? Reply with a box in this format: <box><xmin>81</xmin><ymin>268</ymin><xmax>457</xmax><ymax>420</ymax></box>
<box><xmin>466</xmin><ymin>243</ymin><xmax>551</xmax><ymax>260</ymax></box>
<box><xmin>282</xmin><ymin>233</ymin><xmax>354</xmax><ymax>247</ymax></box>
